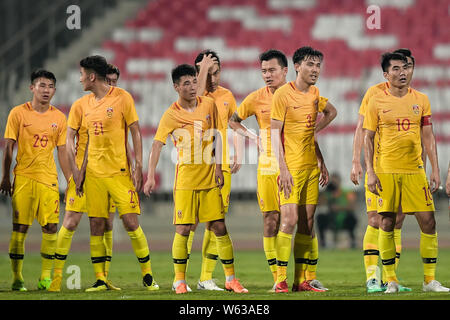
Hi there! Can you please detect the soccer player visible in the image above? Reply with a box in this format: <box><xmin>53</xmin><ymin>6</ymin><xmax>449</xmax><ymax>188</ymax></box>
<box><xmin>181</xmin><ymin>50</ymin><xmax>238</xmax><ymax>291</ymax></box>
<box><xmin>270</xmin><ymin>46</ymin><xmax>334</xmax><ymax>293</ymax></box>
<box><xmin>1</xmin><ymin>69</ymin><xmax>70</xmax><ymax>291</ymax></box>
<box><xmin>48</xmin><ymin>64</ymin><xmax>123</xmax><ymax>292</ymax></box>
<box><xmin>230</xmin><ymin>49</ymin><xmax>335</xmax><ymax>291</ymax></box>
<box><xmin>351</xmin><ymin>49</ymin><xmax>416</xmax><ymax>292</ymax></box>
<box><xmin>363</xmin><ymin>52</ymin><xmax>449</xmax><ymax>293</ymax></box>
<box><xmin>143</xmin><ymin>64</ymin><xmax>248</xmax><ymax>294</ymax></box>
<box><xmin>72</xmin><ymin>55</ymin><xmax>158</xmax><ymax>292</ymax></box>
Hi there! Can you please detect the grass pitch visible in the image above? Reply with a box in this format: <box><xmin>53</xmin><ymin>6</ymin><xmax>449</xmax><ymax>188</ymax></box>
<box><xmin>1</xmin><ymin>248</ymin><xmax>450</xmax><ymax>301</ymax></box>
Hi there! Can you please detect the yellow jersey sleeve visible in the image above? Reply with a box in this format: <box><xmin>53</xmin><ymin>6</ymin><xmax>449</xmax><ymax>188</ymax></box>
<box><xmin>56</xmin><ymin>116</ymin><xmax>67</xmax><ymax>146</ymax></box>
<box><xmin>318</xmin><ymin>96</ymin><xmax>328</xmax><ymax>113</ymax></box>
<box><xmin>154</xmin><ymin>108</ymin><xmax>175</xmax><ymax>144</ymax></box>
<box><xmin>4</xmin><ymin>107</ymin><xmax>20</xmax><ymax>141</ymax></box>
<box><xmin>270</xmin><ymin>89</ymin><xmax>288</xmax><ymax>122</ymax></box>
<box><xmin>122</xmin><ymin>91</ymin><xmax>139</xmax><ymax>126</ymax></box>
<box><xmin>67</xmin><ymin>100</ymin><xmax>83</xmax><ymax>131</ymax></box>
<box><xmin>237</xmin><ymin>93</ymin><xmax>256</xmax><ymax>120</ymax></box>
<box><xmin>363</xmin><ymin>96</ymin><xmax>378</xmax><ymax>132</ymax></box>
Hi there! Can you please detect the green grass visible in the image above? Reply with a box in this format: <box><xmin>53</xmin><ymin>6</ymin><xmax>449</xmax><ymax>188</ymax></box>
<box><xmin>1</xmin><ymin>249</ymin><xmax>450</xmax><ymax>300</ymax></box>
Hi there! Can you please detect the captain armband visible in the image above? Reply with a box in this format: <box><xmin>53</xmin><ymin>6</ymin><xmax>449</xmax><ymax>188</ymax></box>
<box><xmin>421</xmin><ymin>115</ymin><xmax>432</xmax><ymax>126</ymax></box>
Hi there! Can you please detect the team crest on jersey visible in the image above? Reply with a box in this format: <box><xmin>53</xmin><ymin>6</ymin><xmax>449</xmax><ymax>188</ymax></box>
<box><xmin>412</xmin><ymin>104</ymin><xmax>420</xmax><ymax>115</ymax></box>
<box><xmin>177</xmin><ymin>210</ymin><xmax>182</xmax><ymax>219</ymax></box>
<box><xmin>106</xmin><ymin>107</ymin><xmax>114</xmax><ymax>118</ymax></box>
<box><xmin>206</xmin><ymin>114</ymin><xmax>211</xmax><ymax>125</ymax></box>
<box><xmin>69</xmin><ymin>198</ymin><xmax>75</xmax><ymax>206</ymax></box>
<box><xmin>367</xmin><ymin>198</ymin><xmax>372</xmax><ymax>206</ymax></box>
<box><xmin>51</xmin><ymin>123</ymin><xmax>58</xmax><ymax>131</ymax></box>
<box><xmin>224</xmin><ymin>101</ymin><xmax>229</xmax><ymax>107</ymax></box>
<box><xmin>378</xmin><ymin>198</ymin><xmax>383</xmax><ymax>207</ymax></box>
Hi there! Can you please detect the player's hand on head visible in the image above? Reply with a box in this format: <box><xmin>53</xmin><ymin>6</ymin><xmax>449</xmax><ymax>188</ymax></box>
<box><xmin>197</xmin><ymin>54</ymin><xmax>218</xmax><ymax>71</ymax></box>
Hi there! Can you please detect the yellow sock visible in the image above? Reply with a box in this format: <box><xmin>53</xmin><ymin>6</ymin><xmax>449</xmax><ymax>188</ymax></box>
<box><xmin>263</xmin><ymin>236</ymin><xmax>277</xmax><ymax>283</ymax></box>
<box><xmin>306</xmin><ymin>235</ymin><xmax>318</xmax><ymax>281</ymax></box>
<box><xmin>420</xmin><ymin>232</ymin><xmax>438</xmax><ymax>284</ymax></box>
<box><xmin>54</xmin><ymin>226</ymin><xmax>74</xmax><ymax>275</ymax></box>
<box><xmin>200</xmin><ymin>229</ymin><xmax>219</xmax><ymax>282</ymax></box>
<box><xmin>90</xmin><ymin>235</ymin><xmax>107</xmax><ymax>281</ymax></box>
<box><xmin>41</xmin><ymin>232</ymin><xmax>57</xmax><ymax>280</ymax></box>
<box><xmin>9</xmin><ymin>231</ymin><xmax>27</xmax><ymax>282</ymax></box>
<box><xmin>363</xmin><ymin>225</ymin><xmax>379</xmax><ymax>281</ymax></box>
<box><xmin>216</xmin><ymin>233</ymin><xmax>235</xmax><ymax>279</ymax></box>
<box><xmin>379</xmin><ymin>229</ymin><xmax>397</xmax><ymax>283</ymax></box>
<box><xmin>394</xmin><ymin>228</ymin><xmax>402</xmax><ymax>272</ymax></box>
<box><xmin>172</xmin><ymin>232</ymin><xmax>189</xmax><ymax>282</ymax></box>
<box><xmin>293</xmin><ymin>232</ymin><xmax>311</xmax><ymax>285</ymax></box>
<box><xmin>276</xmin><ymin>231</ymin><xmax>292</xmax><ymax>283</ymax></box>
<box><xmin>128</xmin><ymin>226</ymin><xmax>152</xmax><ymax>276</ymax></box>
<box><xmin>103</xmin><ymin>230</ymin><xmax>113</xmax><ymax>278</ymax></box>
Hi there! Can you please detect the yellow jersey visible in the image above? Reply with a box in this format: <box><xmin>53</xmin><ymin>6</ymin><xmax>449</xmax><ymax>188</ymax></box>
<box><xmin>359</xmin><ymin>82</ymin><xmax>390</xmax><ymax>167</ymax></box>
<box><xmin>363</xmin><ymin>88</ymin><xmax>431</xmax><ymax>173</ymax></box>
<box><xmin>68</xmin><ymin>86</ymin><xmax>138</xmax><ymax>178</ymax></box>
<box><xmin>154</xmin><ymin>96</ymin><xmax>222</xmax><ymax>190</ymax></box>
<box><xmin>204</xmin><ymin>86</ymin><xmax>237</xmax><ymax>172</ymax></box>
<box><xmin>271</xmin><ymin>82</ymin><xmax>323</xmax><ymax>170</ymax></box>
<box><xmin>237</xmin><ymin>86</ymin><xmax>278</xmax><ymax>173</ymax></box>
<box><xmin>4</xmin><ymin>102</ymin><xmax>67</xmax><ymax>190</ymax></box>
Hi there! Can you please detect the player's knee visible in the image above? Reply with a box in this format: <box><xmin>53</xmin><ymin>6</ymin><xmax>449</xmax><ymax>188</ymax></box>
<box><xmin>42</xmin><ymin>223</ymin><xmax>57</xmax><ymax>234</ymax></box>
<box><xmin>209</xmin><ymin>220</ymin><xmax>227</xmax><ymax>236</ymax></box>
<box><xmin>420</xmin><ymin>217</ymin><xmax>436</xmax><ymax>234</ymax></box>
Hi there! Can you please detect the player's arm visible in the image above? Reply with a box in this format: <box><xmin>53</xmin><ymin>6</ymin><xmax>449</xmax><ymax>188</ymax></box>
<box><xmin>57</xmin><ymin>144</ymin><xmax>71</xmax><ymax>184</ymax></box>
<box><xmin>229</xmin><ymin>112</ymin><xmax>260</xmax><ymax>147</ymax></box>
<box><xmin>421</xmin><ymin>123</ymin><xmax>440</xmax><ymax>193</ymax></box>
<box><xmin>315</xmin><ymin>139</ymin><xmax>329</xmax><ymax>187</ymax></box>
<box><xmin>271</xmin><ymin>118</ymin><xmax>293</xmax><ymax>198</ymax></box>
<box><xmin>350</xmin><ymin>114</ymin><xmax>364</xmax><ymax>185</ymax></box>
<box><xmin>129</xmin><ymin>121</ymin><xmax>143</xmax><ymax>193</ymax></box>
<box><xmin>315</xmin><ymin>101</ymin><xmax>337</xmax><ymax>133</ymax></box>
<box><xmin>363</xmin><ymin>129</ymin><xmax>382</xmax><ymax>196</ymax></box>
<box><xmin>0</xmin><ymin>139</ymin><xmax>16</xmax><ymax>196</ymax></box>
<box><xmin>66</xmin><ymin>127</ymin><xmax>81</xmax><ymax>183</ymax></box>
<box><xmin>144</xmin><ymin>140</ymin><xmax>164</xmax><ymax>196</ymax></box>
<box><xmin>196</xmin><ymin>54</ymin><xmax>217</xmax><ymax>96</ymax></box>
<box><xmin>229</xmin><ymin>112</ymin><xmax>260</xmax><ymax>173</ymax></box>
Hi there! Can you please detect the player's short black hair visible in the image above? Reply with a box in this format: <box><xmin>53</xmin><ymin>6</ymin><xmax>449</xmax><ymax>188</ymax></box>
<box><xmin>393</xmin><ymin>48</ymin><xmax>415</xmax><ymax>66</ymax></box>
<box><xmin>380</xmin><ymin>52</ymin><xmax>408</xmax><ymax>72</ymax></box>
<box><xmin>259</xmin><ymin>49</ymin><xmax>288</xmax><ymax>68</ymax></box>
<box><xmin>80</xmin><ymin>55</ymin><xmax>108</xmax><ymax>79</ymax></box>
<box><xmin>172</xmin><ymin>64</ymin><xmax>197</xmax><ymax>84</ymax></box>
<box><xmin>31</xmin><ymin>69</ymin><xmax>56</xmax><ymax>85</ymax></box>
<box><xmin>106</xmin><ymin>64</ymin><xmax>120</xmax><ymax>78</ymax></box>
<box><xmin>194</xmin><ymin>49</ymin><xmax>221</xmax><ymax>72</ymax></box>
<box><xmin>292</xmin><ymin>46</ymin><xmax>323</xmax><ymax>65</ymax></box>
